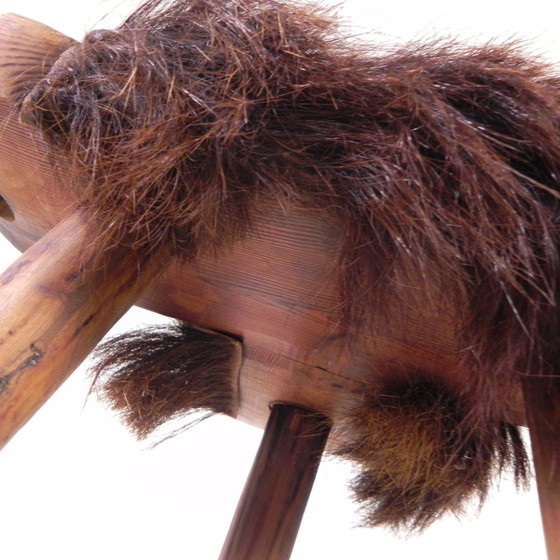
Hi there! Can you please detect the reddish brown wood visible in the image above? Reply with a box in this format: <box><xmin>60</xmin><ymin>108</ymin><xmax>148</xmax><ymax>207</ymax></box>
<box><xmin>219</xmin><ymin>404</ymin><xmax>331</xmax><ymax>560</ymax></box>
<box><xmin>522</xmin><ymin>376</ymin><xmax>560</xmax><ymax>560</ymax></box>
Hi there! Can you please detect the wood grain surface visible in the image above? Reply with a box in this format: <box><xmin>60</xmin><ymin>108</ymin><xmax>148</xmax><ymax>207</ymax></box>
<box><xmin>0</xmin><ymin>211</ymin><xmax>168</xmax><ymax>449</ymax></box>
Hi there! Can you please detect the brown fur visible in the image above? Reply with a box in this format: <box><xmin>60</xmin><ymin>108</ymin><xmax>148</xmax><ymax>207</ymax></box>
<box><xmin>90</xmin><ymin>322</ymin><xmax>241</xmax><ymax>441</ymax></box>
<box><xmin>17</xmin><ymin>0</ymin><xmax>560</xmax><ymax>531</ymax></box>
<box><xmin>334</xmin><ymin>379</ymin><xmax>529</xmax><ymax>531</ymax></box>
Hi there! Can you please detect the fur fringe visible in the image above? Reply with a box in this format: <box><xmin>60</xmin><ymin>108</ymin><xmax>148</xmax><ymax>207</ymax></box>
<box><xmin>90</xmin><ymin>322</ymin><xmax>241</xmax><ymax>440</ymax></box>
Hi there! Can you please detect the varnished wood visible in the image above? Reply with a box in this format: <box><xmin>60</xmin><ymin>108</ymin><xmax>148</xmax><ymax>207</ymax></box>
<box><xmin>522</xmin><ymin>376</ymin><xmax>560</xmax><ymax>560</ymax></box>
<box><xmin>0</xmin><ymin>211</ymin><xmax>167</xmax><ymax>449</ymax></box>
<box><xmin>219</xmin><ymin>404</ymin><xmax>331</xmax><ymax>560</ymax></box>
<box><xmin>0</xmin><ymin>14</ymin><xmax>76</xmax><ymax>102</ymax></box>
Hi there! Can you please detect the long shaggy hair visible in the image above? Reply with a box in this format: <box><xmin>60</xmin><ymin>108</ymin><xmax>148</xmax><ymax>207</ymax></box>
<box><xmin>18</xmin><ymin>0</ymin><xmax>560</xmax><ymax>531</ymax></box>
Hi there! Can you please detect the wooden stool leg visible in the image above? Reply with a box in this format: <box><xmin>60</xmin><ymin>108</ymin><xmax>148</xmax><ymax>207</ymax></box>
<box><xmin>522</xmin><ymin>376</ymin><xmax>560</xmax><ymax>560</ymax></box>
<box><xmin>0</xmin><ymin>211</ymin><xmax>166</xmax><ymax>449</ymax></box>
<box><xmin>219</xmin><ymin>403</ymin><xmax>331</xmax><ymax>560</ymax></box>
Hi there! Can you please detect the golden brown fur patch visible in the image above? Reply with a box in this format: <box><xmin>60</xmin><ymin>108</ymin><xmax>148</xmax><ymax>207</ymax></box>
<box><xmin>334</xmin><ymin>380</ymin><xmax>529</xmax><ymax>531</ymax></box>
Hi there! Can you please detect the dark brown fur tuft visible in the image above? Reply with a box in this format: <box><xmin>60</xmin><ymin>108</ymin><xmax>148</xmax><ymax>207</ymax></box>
<box><xmin>90</xmin><ymin>322</ymin><xmax>241</xmax><ymax>440</ymax></box>
<box><xmin>334</xmin><ymin>380</ymin><xmax>529</xmax><ymax>532</ymax></box>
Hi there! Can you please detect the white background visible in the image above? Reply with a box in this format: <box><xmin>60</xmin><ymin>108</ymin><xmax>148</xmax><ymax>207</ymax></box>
<box><xmin>0</xmin><ymin>0</ymin><xmax>555</xmax><ymax>558</ymax></box>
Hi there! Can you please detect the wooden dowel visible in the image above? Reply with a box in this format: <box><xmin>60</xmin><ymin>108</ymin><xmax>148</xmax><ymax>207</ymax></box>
<box><xmin>522</xmin><ymin>376</ymin><xmax>560</xmax><ymax>560</ymax></box>
<box><xmin>0</xmin><ymin>211</ymin><xmax>167</xmax><ymax>449</ymax></box>
<box><xmin>219</xmin><ymin>403</ymin><xmax>331</xmax><ymax>560</ymax></box>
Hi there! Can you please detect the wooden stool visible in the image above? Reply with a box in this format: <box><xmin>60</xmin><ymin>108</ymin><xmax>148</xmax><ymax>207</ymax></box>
<box><xmin>0</xmin><ymin>14</ymin><xmax>558</xmax><ymax>560</ymax></box>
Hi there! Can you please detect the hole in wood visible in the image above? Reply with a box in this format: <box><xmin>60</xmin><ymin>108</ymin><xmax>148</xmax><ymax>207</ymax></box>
<box><xmin>0</xmin><ymin>195</ymin><xmax>14</xmax><ymax>221</ymax></box>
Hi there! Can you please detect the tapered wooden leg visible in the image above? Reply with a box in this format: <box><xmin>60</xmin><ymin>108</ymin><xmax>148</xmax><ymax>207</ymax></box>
<box><xmin>0</xmin><ymin>211</ymin><xmax>167</xmax><ymax>449</ymax></box>
<box><xmin>522</xmin><ymin>376</ymin><xmax>560</xmax><ymax>560</ymax></box>
<box><xmin>219</xmin><ymin>403</ymin><xmax>331</xmax><ymax>560</ymax></box>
